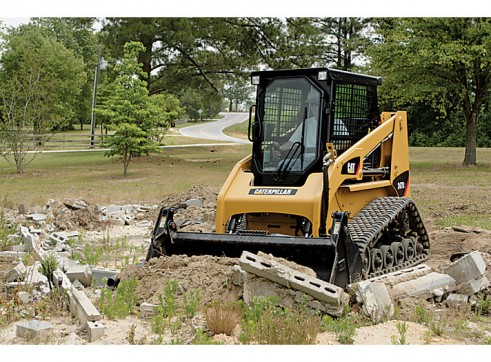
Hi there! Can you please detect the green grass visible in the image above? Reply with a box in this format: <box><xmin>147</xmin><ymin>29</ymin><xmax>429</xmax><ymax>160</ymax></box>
<box><xmin>0</xmin><ymin>145</ymin><xmax>250</xmax><ymax>207</ymax></box>
<box><xmin>1</xmin><ymin>145</ymin><xmax>491</xmax><ymax>233</ymax></box>
<box><xmin>222</xmin><ymin>119</ymin><xmax>249</xmax><ymax>139</ymax></box>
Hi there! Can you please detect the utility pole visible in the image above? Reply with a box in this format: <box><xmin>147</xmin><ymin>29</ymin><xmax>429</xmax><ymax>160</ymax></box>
<box><xmin>90</xmin><ymin>45</ymin><xmax>102</xmax><ymax>149</ymax></box>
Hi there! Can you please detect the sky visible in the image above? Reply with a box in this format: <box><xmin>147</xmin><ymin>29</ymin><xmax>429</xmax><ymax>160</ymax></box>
<box><xmin>2</xmin><ymin>0</ymin><xmax>490</xmax><ymax>20</ymax></box>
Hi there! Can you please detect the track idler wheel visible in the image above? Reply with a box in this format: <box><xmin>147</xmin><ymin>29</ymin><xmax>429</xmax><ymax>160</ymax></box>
<box><xmin>402</xmin><ymin>238</ymin><xmax>415</xmax><ymax>261</ymax></box>
<box><xmin>391</xmin><ymin>242</ymin><xmax>405</xmax><ymax>266</ymax></box>
<box><xmin>371</xmin><ymin>248</ymin><xmax>384</xmax><ymax>272</ymax></box>
<box><xmin>380</xmin><ymin>245</ymin><xmax>394</xmax><ymax>268</ymax></box>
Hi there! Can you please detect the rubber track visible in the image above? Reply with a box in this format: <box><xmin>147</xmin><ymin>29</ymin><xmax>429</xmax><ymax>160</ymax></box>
<box><xmin>347</xmin><ymin>197</ymin><xmax>430</xmax><ymax>280</ymax></box>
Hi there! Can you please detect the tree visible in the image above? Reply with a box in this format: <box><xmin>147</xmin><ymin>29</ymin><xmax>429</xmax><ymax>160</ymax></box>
<box><xmin>31</xmin><ymin>18</ymin><xmax>99</xmax><ymax>130</ymax></box>
<box><xmin>370</xmin><ymin>18</ymin><xmax>491</xmax><ymax>166</ymax></box>
<box><xmin>311</xmin><ymin>17</ymin><xmax>372</xmax><ymax>71</ymax></box>
<box><xmin>95</xmin><ymin>41</ymin><xmax>163</xmax><ymax>176</ymax></box>
<box><xmin>0</xmin><ymin>25</ymin><xmax>86</xmax><ymax>173</ymax></box>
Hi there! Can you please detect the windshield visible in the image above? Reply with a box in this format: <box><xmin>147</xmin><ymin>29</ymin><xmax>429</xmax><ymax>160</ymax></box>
<box><xmin>258</xmin><ymin>78</ymin><xmax>321</xmax><ymax>175</ymax></box>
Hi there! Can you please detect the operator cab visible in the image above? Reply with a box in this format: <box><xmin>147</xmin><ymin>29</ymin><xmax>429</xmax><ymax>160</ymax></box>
<box><xmin>249</xmin><ymin>68</ymin><xmax>382</xmax><ymax>186</ymax></box>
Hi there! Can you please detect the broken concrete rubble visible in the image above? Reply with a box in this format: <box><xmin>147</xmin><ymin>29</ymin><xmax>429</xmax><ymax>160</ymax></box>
<box><xmin>16</xmin><ymin>320</ymin><xmax>53</xmax><ymax>342</ymax></box>
<box><xmin>355</xmin><ymin>281</ymin><xmax>394</xmax><ymax>323</ymax></box>
<box><xmin>444</xmin><ymin>251</ymin><xmax>489</xmax><ymax>295</ymax></box>
<box><xmin>66</xmin><ymin>265</ymin><xmax>93</xmax><ymax>287</ymax></box>
<box><xmin>390</xmin><ymin>272</ymin><xmax>456</xmax><ymax>299</ymax></box>
<box><xmin>239</xmin><ymin>251</ymin><xmax>349</xmax><ymax>316</ymax></box>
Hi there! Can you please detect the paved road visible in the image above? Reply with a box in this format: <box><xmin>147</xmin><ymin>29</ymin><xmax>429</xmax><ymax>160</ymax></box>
<box><xmin>179</xmin><ymin>112</ymin><xmax>251</xmax><ymax>144</ymax></box>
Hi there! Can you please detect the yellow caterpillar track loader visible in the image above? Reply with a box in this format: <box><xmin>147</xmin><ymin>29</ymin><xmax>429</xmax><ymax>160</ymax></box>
<box><xmin>147</xmin><ymin>68</ymin><xmax>430</xmax><ymax>288</ymax></box>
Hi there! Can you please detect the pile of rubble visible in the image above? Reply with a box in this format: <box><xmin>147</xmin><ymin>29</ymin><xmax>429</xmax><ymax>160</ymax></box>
<box><xmin>1</xmin><ymin>197</ymin><xmax>162</xmax><ymax>343</ymax></box>
<box><xmin>232</xmin><ymin>250</ymin><xmax>490</xmax><ymax>323</ymax></box>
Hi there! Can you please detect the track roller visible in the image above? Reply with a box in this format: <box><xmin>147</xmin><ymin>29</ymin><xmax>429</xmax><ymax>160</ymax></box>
<box><xmin>391</xmin><ymin>242</ymin><xmax>404</xmax><ymax>265</ymax></box>
<box><xmin>402</xmin><ymin>238</ymin><xmax>415</xmax><ymax>261</ymax></box>
<box><xmin>371</xmin><ymin>248</ymin><xmax>384</xmax><ymax>272</ymax></box>
<box><xmin>380</xmin><ymin>245</ymin><xmax>394</xmax><ymax>268</ymax></box>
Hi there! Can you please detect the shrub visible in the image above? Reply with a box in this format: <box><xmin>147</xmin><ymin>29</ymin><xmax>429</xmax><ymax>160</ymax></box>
<box><xmin>98</xmin><ymin>279</ymin><xmax>139</xmax><ymax>319</ymax></box>
<box><xmin>239</xmin><ymin>297</ymin><xmax>321</xmax><ymax>344</ymax></box>
<box><xmin>205</xmin><ymin>300</ymin><xmax>241</xmax><ymax>336</ymax></box>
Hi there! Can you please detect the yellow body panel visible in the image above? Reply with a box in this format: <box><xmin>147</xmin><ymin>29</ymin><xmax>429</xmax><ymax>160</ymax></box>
<box><xmin>216</xmin><ymin>111</ymin><xmax>411</xmax><ymax>237</ymax></box>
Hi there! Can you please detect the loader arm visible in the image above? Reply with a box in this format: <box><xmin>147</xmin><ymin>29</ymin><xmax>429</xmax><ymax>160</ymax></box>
<box><xmin>327</xmin><ymin>111</ymin><xmax>410</xmax><ymax>218</ymax></box>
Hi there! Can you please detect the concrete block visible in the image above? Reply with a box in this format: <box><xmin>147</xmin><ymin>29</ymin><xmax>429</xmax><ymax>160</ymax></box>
<box><xmin>123</xmin><ymin>215</ymin><xmax>135</xmax><ymax>225</ymax></box>
<box><xmin>91</xmin><ymin>268</ymin><xmax>120</xmax><ymax>287</ymax></box>
<box><xmin>184</xmin><ymin>198</ymin><xmax>203</xmax><ymax>207</ymax></box>
<box><xmin>87</xmin><ymin>321</ymin><xmax>105</xmax><ymax>342</ymax></box>
<box><xmin>63</xmin><ymin>198</ymin><xmax>87</xmax><ymax>210</ymax></box>
<box><xmin>4</xmin><ymin>262</ymin><xmax>26</xmax><ymax>282</ymax></box>
<box><xmin>58</xmin><ymin>256</ymin><xmax>80</xmax><ymax>272</ymax></box>
<box><xmin>20</xmin><ymin>227</ymin><xmax>42</xmax><ymax>253</ymax></box>
<box><xmin>27</xmin><ymin>213</ymin><xmax>46</xmax><ymax>222</ymax></box>
<box><xmin>18</xmin><ymin>291</ymin><xmax>30</xmax><ymax>304</ymax></box>
<box><xmin>231</xmin><ymin>265</ymin><xmax>246</xmax><ymax>286</ymax></box>
<box><xmin>70</xmin><ymin>287</ymin><xmax>101</xmax><ymax>324</ymax></box>
<box><xmin>140</xmin><ymin>302</ymin><xmax>159</xmax><ymax>317</ymax></box>
<box><xmin>243</xmin><ymin>273</ymin><xmax>344</xmax><ymax>316</ymax></box>
<box><xmin>239</xmin><ymin>251</ymin><xmax>348</xmax><ymax>310</ymax></box>
<box><xmin>72</xmin><ymin>279</ymin><xmax>84</xmax><ymax>289</ymax></box>
<box><xmin>103</xmin><ymin>205</ymin><xmax>122</xmax><ymax>214</ymax></box>
<box><xmin>356</xmin><ymin>281</ymin><xmax>394</xmax><ymax>323</ymax></box>
<box><xmin>24</xmin><ymin>262</ymin><xmax>48</xmax><ymax>285</ymax></box>
<box><xmin>66</xmin><ymin>265</ymin><xmax>92</xmax><ymax>286</ymax></box>
<box><xmin>53</xmin><ymin>269</ymin><xmax>72</xmax><ymax>290</ymax></box>
<box><xmin>355</xmin><ymin>264</ymin><xmax>432</xmax><ymax>288</ymax></box>
<box><xmin>11</xmin><ymin>244</ymin><xmax>27</xmax><ymax>252</ymax></box>
<box><xmin>445</xmin><ymin>293</ymin><xmax>469</xmax><ymax>308</ymax></box>
<box><xmin>390</xmin><ymin>272</ymin><xmax>456</xmax><ymax>300</ymax></box>
<box><xmin>49</xmin><ymin>232</ymin><xmax>68</xmax><ymax>244</ymax></box>
<box><xmin>458</xmin><ymin>275</ymin><xmax>490</xmax><ymax>296</ymax></box>
<box><xmin>0</xmin><ymin>251</ymin><xmax>26</xmax><ymax>262</ymax></box>
<box><xmin>444</xmin><ymin>251</ymin><xmax>486</xmax><ymax>285</ymax></box>
<box><xmin>16</xmin><ymin>320</ymin><xmax>53</xmax><ymax>342</ymax></box>
<box><xmin>136</xmin><ymin>220</ymin><xmax>152</xmax><ymax>228</ymax></box>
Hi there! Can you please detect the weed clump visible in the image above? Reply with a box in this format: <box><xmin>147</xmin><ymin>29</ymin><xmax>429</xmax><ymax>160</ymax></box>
<box><xmin>239</xmin><ymin>296</ymin><xmax>321</xmax><ymax>344</ymax></box>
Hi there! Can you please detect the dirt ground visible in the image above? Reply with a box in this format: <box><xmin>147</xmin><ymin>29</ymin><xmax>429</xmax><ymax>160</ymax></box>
<box><xmin>1</xmin><ymin>184</ymin><xmax>491</xmax><ymax>345</ymax></box>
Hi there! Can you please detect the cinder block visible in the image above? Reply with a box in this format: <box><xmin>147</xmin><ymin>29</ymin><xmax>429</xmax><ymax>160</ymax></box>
<box><xmin>70</xmin><ymin>287</ymin><xmax>101</xmax><ymax>324</ymax></box>
<box><xmin>20</xmin><ymin>227</ymin><xmax>42</xmax><ymax>253</ymax></box>
<box><xmin>24</xmin><ymin>262</ymin><xmax>48</xmax><ymax>285</ymax></box>
<box><xmin>355</xmin><ymin>264</ymin><xmax>432</xmax><ymax>288</ymax></box>
<box><xmin>53</xmin><ymin>269</ymin><xmax>72</xmax><ymax>290</ymax></box>
<box><xmin>444</xmin><ymin>251</ymin><xmax>486</xmax><ymax>285</ymax></box>
<box><xmin>140</xmin><ymin>302</ymin><xmax>159</xmax><ymax>317</ymax></box>
<box><xmin>356</xmin><ymin>281</ymin><xmax>394</xmax><ymax>323</ymax></box>
<box><xmin>458</xmin><ymin>275</ymin><xmax>490</xmax><ymax>296</ymax></box>
<box><xmin>239</xmin><ymin>251</ymin><xmax>349</xmax><ymax>308</ymax></box>
<box><xmin>91</xmin><ymin>268</ymin><xmax>120</xmax><ymax>287</ymax></box>
<box><xmin>231</xmin><ymin>265</ymin><xmax>246</xmax><ymax>286</ymax></box>
<box><xmin>16</xmin><ymin>320</ymin><xmax>53</xmax><ymax>342</ymax></box>
<box><xmin>66</xmin><ymin>265</ymin><xmax>92</xmax><ymax>286</ymax></box>
<box><xmin>4</xmin><ymin>262</ymin><xmax>26</xmax><ymax>283</ymax></box>
<box><xmin>0</xmin><ymin>251</ymin><xmax>26</xmax><ymax>262</ymax></box>
<box><xmin>445</xmin><ymin>293</ymin><xmax>469</xmax><ymax>307</ymax></box>
<box><xmin>390</xmin><ymin>272</ymin><xmax>456</xmax><ymax>300</ymax></box>
<box><xmin>87</xmin><ymin>321</ymin><xmax>105</xmax><ymax>342</ymax></box>
<box><xmin>123</xmin><ymin>215</ymin><xmax>135</xmax><ymax>225</ymax></box>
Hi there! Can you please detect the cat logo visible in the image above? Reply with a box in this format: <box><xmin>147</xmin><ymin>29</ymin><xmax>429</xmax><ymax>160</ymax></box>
<box><xmin>347</xmin><ymin>162</ymin><xmax>356</xmax><ymax>174</ymax></box>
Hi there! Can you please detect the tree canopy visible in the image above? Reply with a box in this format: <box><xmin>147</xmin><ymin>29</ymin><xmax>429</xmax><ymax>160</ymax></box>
<box><xmin>370</xmin><ymin>18</ymin><xmax>491</xmax><ymax>165</ymax></box>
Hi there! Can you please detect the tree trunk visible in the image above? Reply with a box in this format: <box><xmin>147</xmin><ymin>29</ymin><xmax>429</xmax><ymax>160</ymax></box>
<box><xmin>463</xmin><ymin>111</ymin><xmax>478</xmax><ymax>166</ymax></box>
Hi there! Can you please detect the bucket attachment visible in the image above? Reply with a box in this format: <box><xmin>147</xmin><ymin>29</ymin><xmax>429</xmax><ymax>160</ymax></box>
<box><xmin>147</xmin><ymin>207</ymin><xmax>364</xmax><ymax>288</ymax></box>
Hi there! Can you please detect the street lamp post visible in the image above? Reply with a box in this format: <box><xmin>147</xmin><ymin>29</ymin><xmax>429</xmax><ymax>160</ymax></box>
<box><xmin>90</xmin><ymin>45</ymin><xmax>101</xmax><ymax>149</ymax></box>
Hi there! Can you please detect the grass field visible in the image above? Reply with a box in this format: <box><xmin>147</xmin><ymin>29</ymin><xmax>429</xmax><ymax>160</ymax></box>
<box><xmin>1</xmin><ymin>137</ymin><xmax>490</xmax><ymax>230</ymax></box>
